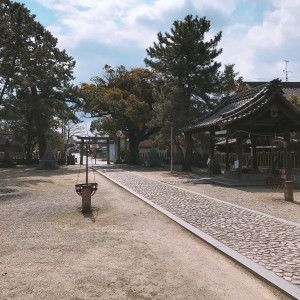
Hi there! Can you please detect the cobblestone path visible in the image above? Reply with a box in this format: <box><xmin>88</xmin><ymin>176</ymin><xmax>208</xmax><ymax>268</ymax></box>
<box><xmin>98</xmin><ymin>168</ymin><xmax>300</xmax><ymax>291</ymax></box>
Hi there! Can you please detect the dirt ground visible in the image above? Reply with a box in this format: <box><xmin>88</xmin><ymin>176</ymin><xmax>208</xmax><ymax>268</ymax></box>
<box><xmin>0</xmin><ymin>165</ymin><xmax>292</xmax><ymax>299</ymax></box>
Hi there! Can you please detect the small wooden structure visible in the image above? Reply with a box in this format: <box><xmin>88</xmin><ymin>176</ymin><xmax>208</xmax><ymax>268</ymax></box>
<box><xmin>183</xmin><ymin>79</ymin><xmax>300</xmax><ymax>189</ymax></box>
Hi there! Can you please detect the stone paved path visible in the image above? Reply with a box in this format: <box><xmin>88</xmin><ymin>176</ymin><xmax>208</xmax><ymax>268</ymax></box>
<box><xmin>97</xmin><ymin>168</ymin><xmax>300</xmax><ymax>294</ymax></box>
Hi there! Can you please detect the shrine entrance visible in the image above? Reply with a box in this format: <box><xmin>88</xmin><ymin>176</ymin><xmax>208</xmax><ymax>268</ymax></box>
<box><xmin>76</xmin><ymin>136</ymin><xmax>120</xmax><ymax>165</ymax></box>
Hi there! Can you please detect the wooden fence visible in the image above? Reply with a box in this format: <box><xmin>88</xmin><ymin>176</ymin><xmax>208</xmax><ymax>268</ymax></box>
<box><xmin>214</xmin><ymin>151</ymin><xmax>300</xmax><ymax>170</ymax></box>
<box><xmin>0</xmin><ymin>151</ymin><xmax>67</xmax><ymax>165</ymax></box>
<box><xmin>139</xmin><ymin>149</ymin><xmax>168</xmax><ymax>161</ymax></box>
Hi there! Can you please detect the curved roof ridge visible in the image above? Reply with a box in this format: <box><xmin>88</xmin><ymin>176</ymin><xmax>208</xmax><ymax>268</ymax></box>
<box><xmin>221</xmin><ymin>85</ymin><xmax>268</xmax><ymax>118</ymax></box>
<box><xmin>227</xmin><ymin>83</ymin><xmax>267</xmax><ymax>103</ymax></box>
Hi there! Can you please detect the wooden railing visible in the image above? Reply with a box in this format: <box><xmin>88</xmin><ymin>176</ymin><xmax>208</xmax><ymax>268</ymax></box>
<box><xmin>0</xmin><ymin>151</ymin><xmax>68</xmax><ymax>165</ymax></box>
<box><xmin>214</xmin><ymin>151</ymin><xmax>300</xmax><ymax>169</ymax></box>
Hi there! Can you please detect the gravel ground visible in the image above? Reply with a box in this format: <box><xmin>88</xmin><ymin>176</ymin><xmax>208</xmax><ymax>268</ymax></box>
<box><xmin>0</xmin><ymin>165</ymin><xmax>293</xmax><ymax>299</ymax></box>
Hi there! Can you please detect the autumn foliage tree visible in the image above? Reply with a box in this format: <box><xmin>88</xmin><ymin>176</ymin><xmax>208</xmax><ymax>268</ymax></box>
<box><xmin>81</xmin><ymin>65</ymin><xmax>157</xmax><ymax>164</ymax></box>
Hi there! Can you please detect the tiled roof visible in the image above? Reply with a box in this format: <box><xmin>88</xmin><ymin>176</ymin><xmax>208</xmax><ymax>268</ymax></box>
<box><xmin>183</xmin><ymin>79</ymin><xmax>300</xmax><ymax>133</ymax></box>
<box><xmin>245</xmin><ymin>81</ymin><xmax>300</xmax><ymax>98</ymax></box>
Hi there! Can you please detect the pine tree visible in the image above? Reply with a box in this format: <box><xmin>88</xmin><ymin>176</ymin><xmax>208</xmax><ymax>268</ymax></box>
<box><xmin>145</xmin><ymin>15</ymin><xmax>223</xmax><ymax>171</ymax></box>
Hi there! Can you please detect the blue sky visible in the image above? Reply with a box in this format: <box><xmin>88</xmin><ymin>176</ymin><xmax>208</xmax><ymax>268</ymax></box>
<box><xmin>17</xmin><ymin>0</ymin><xmax>300</xmax><ymax>85</ymax></box>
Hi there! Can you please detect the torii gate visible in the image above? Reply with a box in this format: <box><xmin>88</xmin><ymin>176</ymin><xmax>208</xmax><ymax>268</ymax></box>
<box><xmin>76</xmin><ymin>136</ymin><xmax>120</xmax><ymax>165</ymax></box>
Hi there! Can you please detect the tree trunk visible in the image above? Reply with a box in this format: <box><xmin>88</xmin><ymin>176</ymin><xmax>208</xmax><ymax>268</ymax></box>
<box><xmin>31</xmin><ymin>87</ymin><xmax>47</xmax><ymax>158</ymax></box>
<box><xmin>26</xmin><ymin>104</ymin><xmax>34</xmax><ymax>162</ymax></box>
<box><xmin>182</xmin><ymin>132</ymin><xmax>193</xmax><ymax>172</ymax></box>
<box><xmin>129</xmin><ymin>132</ymin><xmax>140</xmax><ymax>165</ymax></box>
<box><xmin>26</xmin><ymin>97</ymin><xmax>34</xmax><ymax>164</ymax></box>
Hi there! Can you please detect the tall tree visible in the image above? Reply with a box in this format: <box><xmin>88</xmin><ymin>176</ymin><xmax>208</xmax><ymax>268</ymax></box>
<box><xmin>0</xmin><ymin>0</ymin><xmax>77</xmax><ymax>158</ymax></box>
<box><xmin>81</xmin><ymin>65</ymin><xmax>157</xmax><ymax>164</ymax></box>
<box><xmin>216</xmin><ymin>64</ymin><xmax>246</xmax><ymax>98</ymax></box>
<box><xmin>145</xmin><ymin>15</ymin><xmax>223</xmax><ymax>171</ymax></box>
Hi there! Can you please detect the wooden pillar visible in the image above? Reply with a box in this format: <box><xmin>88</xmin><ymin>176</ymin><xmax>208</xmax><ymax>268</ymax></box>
<box><xmin>208</xmin><ymin>131</ymin><xmax>215</xmax><ymax>176</ymax></box>
<box><xmin>285</xmin><ymin>132</ymin><xmax>291</xmax><ymax>180</ymax></box>
<box><xmin>236</xmin><ymin>133</ymin><xmax>243</xmax><ymax>177</ymax></box>
<box><xmin>80</xmin><ymin>139</ymin><xmax>84</xmax><ymax>165</ymax></box>
<box><xmin>116</xmin><ymin>137</ymin><xmax>120</xmax><ymax>162</ymax></box>
<box><xmin>284</xmin><ymin>181</ymin><xmax>293</xmax><ymax>201</ymax></box>
<box><xmin>251</xmin><ymin>136</ymin><xmax>258</xmax><ymax>171</ymax></box>
<box><xmin>82</xmin><ymin>185</ymin><xmax>91</xmax><ymax>213</ymax></box>
<box><xmin>225</xmin><ymin>136</ymin><xmax>230</xmax><ymax>171</ymax></box>
<box><xmin>106</xmin><ymin>139</ymin><xmax>110</xmax><ymax>165</ymax></box>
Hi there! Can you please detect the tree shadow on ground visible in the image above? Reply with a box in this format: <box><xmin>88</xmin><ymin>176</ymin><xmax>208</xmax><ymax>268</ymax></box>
<box><xmin>0</xmin><ymin>165</ymin><xmax>83</xmax><ymax>188</ymax></box>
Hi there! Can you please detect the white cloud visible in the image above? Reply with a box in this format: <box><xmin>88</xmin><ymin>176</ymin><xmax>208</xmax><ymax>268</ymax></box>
<box><xmin>221</xmin><ymin>0</ymin><xmax>300</xmax><ymax>81</ymax></box>
<box><xmin>38</xmin><ymin>0</ymin><xmax>236</xmax><ymax>49</ymax></box>
<box><xmin>33</xmin><ymin>0</ymin><xmax>300</xmax><ymax>82</ymax></box>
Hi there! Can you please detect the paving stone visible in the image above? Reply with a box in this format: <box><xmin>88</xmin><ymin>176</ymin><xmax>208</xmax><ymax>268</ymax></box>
<box><xmin>99</xmin><ymin>169</ymin><xmax>300</xmax><ymax>289</ymax></box>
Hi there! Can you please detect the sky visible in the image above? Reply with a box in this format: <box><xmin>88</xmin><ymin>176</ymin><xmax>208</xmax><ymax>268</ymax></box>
<box><xmin>16</xmin><ymin>0</ymin><xmax>300</xmax><ymax>86</ymax></box>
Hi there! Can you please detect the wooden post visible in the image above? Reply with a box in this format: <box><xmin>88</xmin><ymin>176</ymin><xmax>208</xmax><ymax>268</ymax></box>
<box><xmin>116</xmin><ymin>137</ymin><xmax>120</xmax><ymax>162</ymax></box>
<box><xmin>208</xmin><ymin>131</ymin><xmax>215</xmax><ymax>176</ymax></box>
<box><xmin>284</xmin><ymin>181</ymin><xmax>293</xmax><ymax>202</ymax></box>
<box><xmin>80</xmin><ymin>139</ymin><xmax>84</xmax><ymax>165</ymax></box>
<box><xmin>225</xmin><ymin>136</ymin><xmax>230</xmax><ymax>171</ymax></box>
<box><xmin>251</xmin><ymin>136</ymin><xmax>257</xmax><ymax>171</ymax></box>
<box><xmin>106</xmin><ymin>139</ymin><xmax>110</xmax><ymax>165</ymax></box>
<box><xmin>170</xmin><ymin>122</ymin><xmax>173</xmax><ymax>173</ymax></box>
<box><xmin>82</xmin><ymin>185</ymin><xmax>91</xmax><ymax>213</ymax></box>
<box><xmin>86</xmin><ymin>144</ymin><xmax>88</xmax><ymax>184</ymax></box>
<box><xmin>236</xmin><ymin>133</ymin><xmax>243</xmax><ymax>177</ymax></box>
<box><xmin>285</xmin><ymin>133</ymin><xmax>291</xmax><ymax>180</ymax></box>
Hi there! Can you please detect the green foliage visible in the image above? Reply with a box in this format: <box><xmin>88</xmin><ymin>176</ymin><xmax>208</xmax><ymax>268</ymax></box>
<box><xmin>0</xmin><ymin>0</ymin><xmax>78</xmax><ymax>158</ymax></box>
<box><xmin>145</xmin><ymin>15</ymin><xmax>224</xmax><ymax>171</ymax></box>
<box><xmin>81</xmin><ymin>65</ymin><xmax>158</xmax><ymax>164</ymax></box>
<box><xmin>145</xmin><ymin>15</ymin><xmax>244</xmax><ymax>171</ymax></box>
<box><xmin>288</xmin><ymin>94</ymin><xmax>300</xmax><ymax>108</ymax></box>
<box><xmin>216</xmin><ymin>64</ymin><xmax>246</xmax><ymax>98</ymax></box>
<box><xmin>145</xmin><ymin>15</ymin><xmax>223</xmax><ymax>116</ymax></box>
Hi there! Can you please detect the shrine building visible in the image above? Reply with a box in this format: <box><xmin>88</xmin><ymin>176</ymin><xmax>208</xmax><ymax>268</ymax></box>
<box><xmin>183</xmin><ymin>79</ymin><xmax>300</xmax><ymax>185</ymax></box>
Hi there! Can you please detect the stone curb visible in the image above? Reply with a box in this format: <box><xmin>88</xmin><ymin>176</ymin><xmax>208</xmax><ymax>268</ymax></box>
<box><xmin>96</xmin><ymin>168</ymin><xmax>300</xmax><ymax>300</ymax></box>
